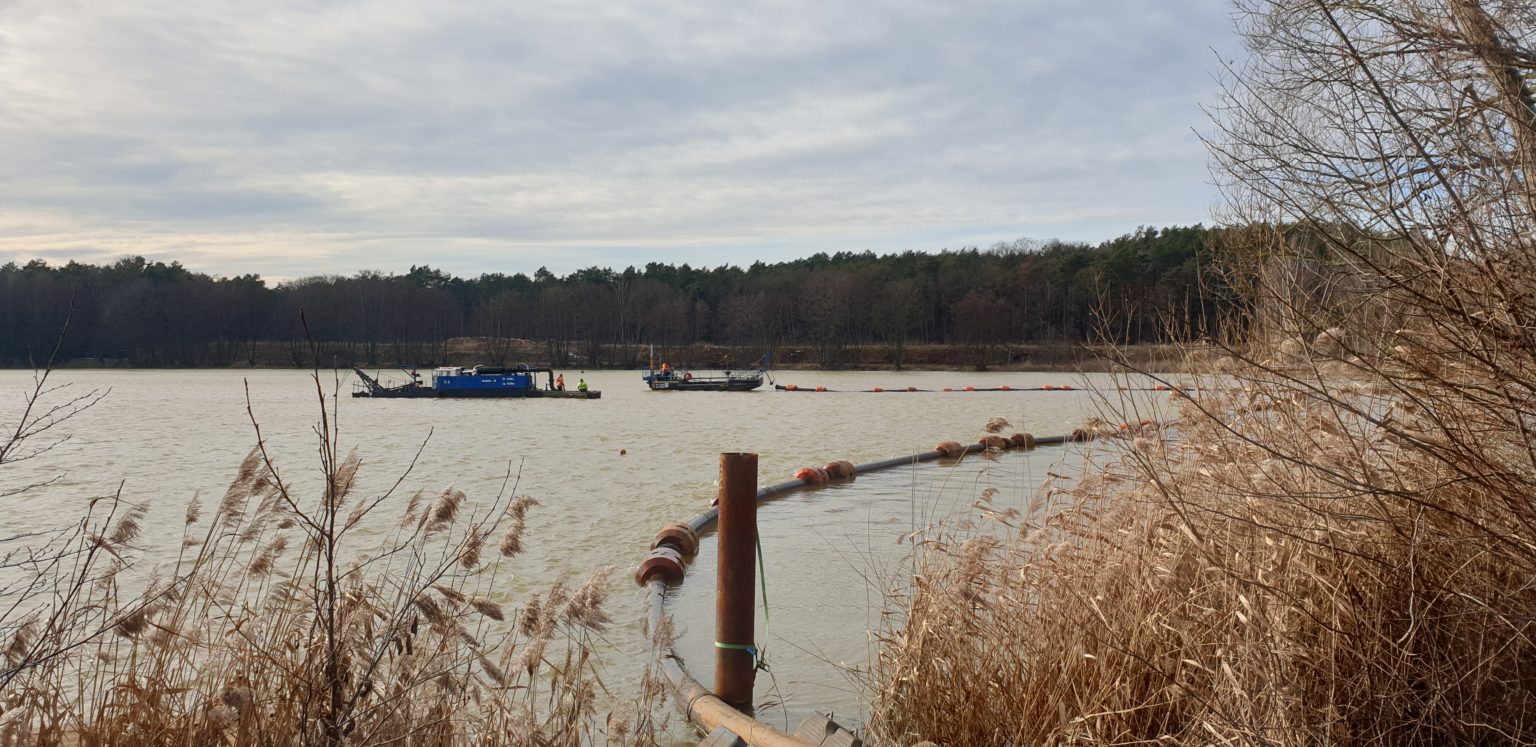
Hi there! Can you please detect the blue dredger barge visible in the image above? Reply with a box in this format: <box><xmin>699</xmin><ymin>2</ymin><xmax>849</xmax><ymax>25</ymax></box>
<box><xmin>351</xmin><ymin>366</ymin><xmax>600</xmax><ymax>399</ymax></box>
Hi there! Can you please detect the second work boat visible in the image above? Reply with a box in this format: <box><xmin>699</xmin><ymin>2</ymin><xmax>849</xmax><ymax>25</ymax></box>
<box><xmin>641</xmin><ymin>351</ymin><xmax>769</xmax><ymax>392</ymax></box>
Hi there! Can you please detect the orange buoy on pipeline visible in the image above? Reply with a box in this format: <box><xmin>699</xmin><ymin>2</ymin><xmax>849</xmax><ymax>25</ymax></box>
<box><xmin>777</xmin><ymin>383</ymin><xmax>836</xmax><ymax>392</ymax></box>
<box><xmin>935</xmin><ymin>440</ymin><xmax>966</xmax><ymax>458</ymax></box>
<box><xmin>780</xmin><ymin>382</ymin><xmax>1099</xmax><ymax>394</ymax></box>
<box><xmin>635</xmin><ymin>546</ymin><xmax>687</xmax><ymax>585</ymax></box>
<box><xmin>824</xmin><ymin>460</ymin><xmax>856</xmax><ymax>480</ymax></box>
<box><xmin>794</xmin><ymin>466</ymin><xmax>831</xmax><ymax>484</ymax></box>
<box><xmin>652</xmin><ymin>522</ymin><xmax>699</xmax><ymax>556</ymax></box>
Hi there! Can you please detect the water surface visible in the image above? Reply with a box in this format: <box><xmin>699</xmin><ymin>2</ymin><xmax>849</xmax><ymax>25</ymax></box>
<box><xmin>0</xmin><ymin>368</ymin><xmax>1169</xmax><ymax>734</ymax></box>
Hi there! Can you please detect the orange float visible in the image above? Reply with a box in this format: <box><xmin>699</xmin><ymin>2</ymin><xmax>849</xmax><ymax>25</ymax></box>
<box><xmin>635</xmin><ymin>547</ymin><xmax>686</xmax><ymax>585</ymax></box>
<box><xmin>793</xmin><ymin>466</ymin><xmax>830</xmax><ymax>484</ymax></box>
<box><xmin>652</xmin><ymin>522</ymin><xmax>699</xmax><ymax>556</ymax></box>
<box><xmin>824</xmin><ymin>460</ymin><xmax>856</xmax><ymax>480</ymax></box>
<box><xmin>935</xmin><ymin>440</ymin><xmax>966</xmax><ymax>458</ymax></box>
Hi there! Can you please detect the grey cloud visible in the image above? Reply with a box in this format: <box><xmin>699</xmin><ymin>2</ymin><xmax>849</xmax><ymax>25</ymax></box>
<box><xmin>0</xmin><ymin>0</ymin><xmax>1239</xmax><ymax>279</ymax></box>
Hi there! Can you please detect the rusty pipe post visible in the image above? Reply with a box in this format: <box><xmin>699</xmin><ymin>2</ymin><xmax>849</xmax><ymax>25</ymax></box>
<box><xmin>714</xmin><ymin>452</ymin><xmax>758</xmax><ymax>710</ymax></box>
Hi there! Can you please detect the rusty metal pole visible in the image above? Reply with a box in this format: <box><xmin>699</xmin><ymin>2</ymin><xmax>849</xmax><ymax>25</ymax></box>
<box><xmin>714</xmin><ymin>452</ymin><xmax>758</xmax><ymax>710</ymax></box>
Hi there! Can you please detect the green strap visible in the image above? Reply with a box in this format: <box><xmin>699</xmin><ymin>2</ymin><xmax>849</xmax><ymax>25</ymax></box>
<box><xmin>756</xmin><ymin>534</ymin><xmax>770</xmax><ymax>626</ymax></box>
<box><xmin>754</xmin><ymin>534</ymin><xmax>770</xmax><ymax>672</ymax></box>
<box><xmin>712</xmin><ymin>536</ymin><xmax>773</xmax><ymax>671</ymax></box>
<box><xmin>713</xmin><ymin>535</ymin><xmax>774</xmax><ymax>672</ymax></box>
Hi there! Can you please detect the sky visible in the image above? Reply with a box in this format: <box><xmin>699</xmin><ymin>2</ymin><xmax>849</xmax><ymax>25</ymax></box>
<box><xmin>0</xmin><ymin>0</ymin><xmax>1242</xmax><ymax>282</ymax></box>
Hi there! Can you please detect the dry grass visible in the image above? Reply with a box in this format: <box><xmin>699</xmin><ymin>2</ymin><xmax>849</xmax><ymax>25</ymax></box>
<box><xmin>0</xmin><ymin>371</ymin><xmax>664</xmax><ymax>746</ymax></box>
<box><xmin>866</xmin><ymin>252</ymin><xmax>1536</xmax><ymax>742</ymax></box>
<box><xmin>866</xmin><ymin>3</ymin><xmax>1536</xmax><ymax>744</ymax></box>
<box><xmin>868</xmin><ymin>349</ymin><xmax>1536</xmax><ymax>743</ymax></box>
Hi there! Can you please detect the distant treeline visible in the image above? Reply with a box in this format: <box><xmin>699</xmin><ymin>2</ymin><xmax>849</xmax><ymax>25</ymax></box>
<box><xmin>0</xmin><ymin>225</ymin><xmax>1232</xmax><ymax>368</ymax></box>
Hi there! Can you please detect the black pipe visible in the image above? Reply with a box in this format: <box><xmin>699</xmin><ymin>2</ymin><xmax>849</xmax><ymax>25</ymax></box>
<box><xmin>680</xmin><ymin>437</ymin><xmax>1075</xmax><ymax>536</ymax></box>
<box><xmin>643</xmin><ymin>427</ymin><xmax>1142</xmax><ymax>743</ymax></box>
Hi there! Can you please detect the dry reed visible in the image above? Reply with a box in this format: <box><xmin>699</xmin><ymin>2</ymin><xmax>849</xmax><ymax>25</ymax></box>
<box><xmin>866</xmin><ymin>2</ymin><xmax>1536</xmax><ymax>742</ymax></box>
<box><xmin>0</xmin><ymin>370</ymin><xmax>663</xmax><ymax>746</ymax></box>
<box><xmin>868</xmin><ymin>328</ymin><xmax>1536</xmax><ymax>743</ymax></box>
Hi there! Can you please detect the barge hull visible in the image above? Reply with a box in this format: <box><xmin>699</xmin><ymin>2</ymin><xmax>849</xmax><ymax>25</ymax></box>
<box><xmin>351</xmin><ymin>366</ymin><xmax>600</xmax><ymax>399</ymax></box>
<box><xmin>351</xmin><ymin>389</ymin><xmax>600</xmax><ymax>399</ymax></box>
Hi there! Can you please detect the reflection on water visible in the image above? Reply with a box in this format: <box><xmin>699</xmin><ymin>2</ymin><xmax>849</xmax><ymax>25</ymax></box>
<box><xmin>0</xmin><ymin>368</ymin><xmax>1171</xmax><ymax>735</ymax></box>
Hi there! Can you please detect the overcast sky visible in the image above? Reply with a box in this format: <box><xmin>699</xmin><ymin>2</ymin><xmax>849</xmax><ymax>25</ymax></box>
<box><xmin>0</xmin><ymin>0</ymin><xmax>1240</xmax><ymax>281</ymax></box>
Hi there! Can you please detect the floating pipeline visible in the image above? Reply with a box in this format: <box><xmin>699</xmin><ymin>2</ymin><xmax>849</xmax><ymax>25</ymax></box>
<box><xmin>775</xmin><ymin>383</ymin><xmax>1192</xmax><ymax>394</ymax></box>
<box><xmin>637</xmin><ymin>420</ymin><xmax>1169</xmax><ymax>744</ymax></box>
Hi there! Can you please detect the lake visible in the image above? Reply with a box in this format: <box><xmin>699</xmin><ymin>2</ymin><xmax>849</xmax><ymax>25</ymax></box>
<box><xmin>0</xmin><ymin>367</ymin><xmax>1169</xmax><ymax>737</ymax></box>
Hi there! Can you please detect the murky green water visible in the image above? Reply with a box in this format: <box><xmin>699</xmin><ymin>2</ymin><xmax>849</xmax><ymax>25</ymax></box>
<box><xmin>0</xmin><ymin>367</ymin><xmax>1172</xmax><ymax>737</ymax></box>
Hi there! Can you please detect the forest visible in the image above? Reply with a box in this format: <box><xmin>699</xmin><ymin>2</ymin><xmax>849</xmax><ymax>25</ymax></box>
<box><xmin>0</xmin><ymin>224</ymin><xmax>1228</xmax><ymax>368</ymax></box>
